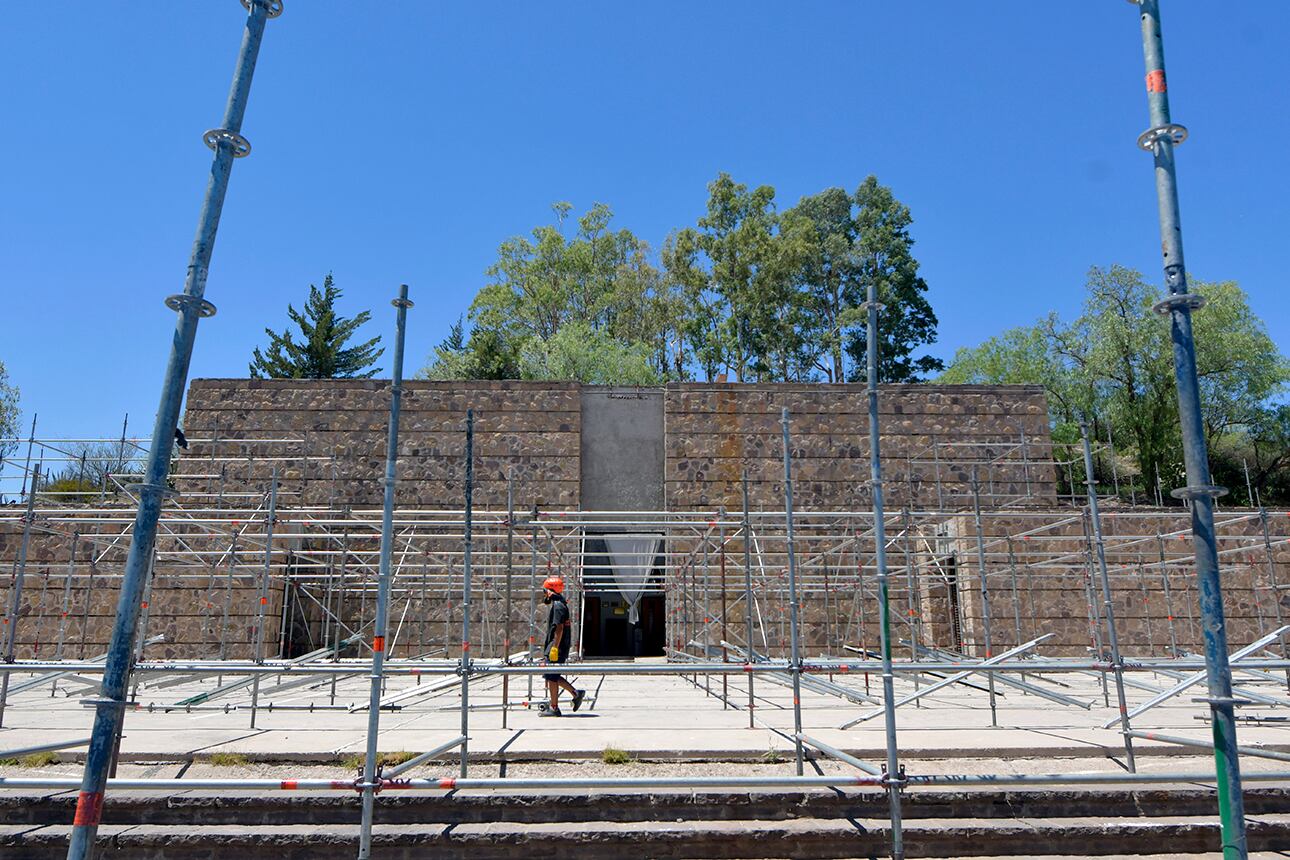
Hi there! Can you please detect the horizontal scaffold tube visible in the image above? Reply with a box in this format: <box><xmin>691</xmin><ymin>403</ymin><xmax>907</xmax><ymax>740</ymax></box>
<box><xmin>7</xmin><ymin>659</ymin><xmax>1289</xmax><ymax>676</ymax></box>
<box><xmin>4</xmin><ymin>770</ymin><xmax>1290</xmax><ymax>793</ymax></box>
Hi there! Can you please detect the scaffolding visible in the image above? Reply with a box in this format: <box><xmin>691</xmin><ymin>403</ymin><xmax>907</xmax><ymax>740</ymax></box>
<box><xmin>0</xmin><ymin>2</ymin><xmax>1278</xmax><ymax>859</ymax></box>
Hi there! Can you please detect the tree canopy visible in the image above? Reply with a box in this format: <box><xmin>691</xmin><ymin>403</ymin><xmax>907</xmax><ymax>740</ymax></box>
<box><xmin>941</xmin><ymin>265</ymin><xmax>1289</xmax><ymax>504</ymax></box>
<box><xmin>422</xmin><ymin>174</ymin><xmax>943</xmax><ymax>384</ymax></box>
<box><xmin>0</xmin><ymin>359</ymin><xmax>19</xmax><ymax>459</ymax></box>
<box><xmin>250</xmin><ymin>275</ymin><xmax>384</xmax><ymax>379</ymax></box>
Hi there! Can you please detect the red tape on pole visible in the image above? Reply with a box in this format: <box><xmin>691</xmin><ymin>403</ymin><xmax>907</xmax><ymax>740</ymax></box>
<box><xmin>72</xmin><ymin>791</ymin><xmax>104</xmax><ymax>826</ymax></box>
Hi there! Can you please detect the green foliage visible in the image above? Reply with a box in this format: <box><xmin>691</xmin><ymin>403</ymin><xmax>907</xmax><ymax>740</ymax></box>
<box><xmin>20</xmin><ymin>752</ymin><xmax>60</xmax><ymax>768</ymax></box>
<box><xmin>519</xmin><ymin>322</ymin><xmax>661</xmax><ymax>385</ymax></box>
<box><xmin>0</xmin><ymin>360</ymin><xmax>19</xmax><ymax>460</ymax></box>
<box><xmin>601</xmin><ymin>746</ymin><xmax>633</xmax><ymax>765</ymax></box>
<box><xmin>422</xmin><ymin>175</ymin><xmax>944</xmax><ymax>384</ymax></box>
<box><xmin>339</xmin><ymin>751</ymin><xmax>415</xmax><ymax>770</ymax></box>
<box><xmin>250</xmin><ymin>274</ymin><xmax>383</xmax><ymax>379</ymax></box>
<box><xmin>208</xmin><ymin>752</ymin><xmax>251</xmax><ymax>767</ymax></box>
<box><xmin>422</xmin><ymin>203</ymin><xmax>672</xmax><ymax>383</ymax></box>
<box><xmin>839</xmin><ymin>176</ymin><xmax>943</xmax><ymax>382</ymax></box>
<box><xmin>941</xmin><ymin>265</ymin><xmax>1289</xmax><ymax>503</ymax></box>
<box><xmin>38</xmin><ymin>477</ymin><xmax>100</xmax><ymax>504</ymax></box>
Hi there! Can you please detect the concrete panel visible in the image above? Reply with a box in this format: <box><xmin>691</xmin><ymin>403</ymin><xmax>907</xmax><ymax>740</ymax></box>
<box><xmin>580</xmin><ymin>388</ymin><xmax>664</xmax><ymax>511</ymax></box>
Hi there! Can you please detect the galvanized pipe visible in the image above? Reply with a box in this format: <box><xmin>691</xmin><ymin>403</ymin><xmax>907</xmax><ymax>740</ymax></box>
<box><xmin>65</xmin><ymin>4</ymin><xmax>277</xmax><ymax>853</ymax></box>
<box><xmin>865</xmin><ymin>279</ymin><xmax>905</xmax><ymax>858</ymax></box>
<box><xmin>248</xmin><ymin>470</ymin><xmax>278</xmax><ymax>729</ymax></box>
<box><xmin>9</xmin><ymin>769</ymin><xmax>1290</xmax><ymax>794</ymax></box>
<box><xmin>460</xmin><ymin>410</ymin><xmax>474</xmax><ymax>777</ymax></box>
<box><xmin>0</xmin><ymin>464</ymin><xmax>39</xmax><ymax>727</ymax></box>
<box><xmin>502</xmin><ymin>477</ymin><xmax>514</xmax><ymax>727</ymax></box>
<box><xmin>969</xmin><ymin>474</ymin><xmax>999</xmax><ymax>726</ymax></box>
<box><xmin>1133</xmin><ymin>3</ymin><xmax>1246</xmax><ymax>855</ymax></box>
<box><xmin>356</xmin><ymin>284</ymin><xmax>411</xmax><ymax>860</ymax></box>
<box><xmin>1081</xmin><ymin>424</ymin><xmax>1137</xmax><ymax>771</ymax></box>
<box><xmin>742</xmin><ymin>472</ymin><xmax>756</xmax><ymax>728</ymax></box>
<box><xmin>779</xmin><ymin>409</ymin><xmax>805</xmax><ymax>775</ymax></box>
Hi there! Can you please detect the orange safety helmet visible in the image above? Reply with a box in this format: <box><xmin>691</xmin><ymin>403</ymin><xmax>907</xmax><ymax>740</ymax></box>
<box><xmin>542</xmin><ymin>576</ymin><xmax>564</xmax><ymax>594</ymax></box>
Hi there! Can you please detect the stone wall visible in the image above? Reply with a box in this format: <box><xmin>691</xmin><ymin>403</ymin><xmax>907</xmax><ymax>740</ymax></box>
<box><xmin>664</xmin><ymin>383</ymin><xmax>1055</xmax><ymax>512</ymax></box>
<box><xmin>941</xmin><ymin>509</ymin><xmax>1290</xmax><ymax>657</ymax></box>
<box><xmin>20</xmin><ymin>380</ymin><xmax>1280</xmax><ymax>664</ymax></box>
<box><xmin>177</xmin><ymin>379</ymin><xmax>582</xmax><ymax>512</ymax></box>
<box><xmin>0</xmin><ymin>514</ymin><xmax>284</xmax><ymax>661</ymax></box>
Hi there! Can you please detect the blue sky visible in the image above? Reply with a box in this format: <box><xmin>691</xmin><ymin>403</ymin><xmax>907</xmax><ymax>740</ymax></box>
<box><xmin>2</xmin><ymin>3</ymin><xmax>1286</xmax><ymax>439</ymax></box>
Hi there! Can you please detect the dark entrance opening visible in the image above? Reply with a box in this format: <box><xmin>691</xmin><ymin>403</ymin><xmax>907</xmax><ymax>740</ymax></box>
<box><xmin>579</xmin><ymin>534</ymin><xmax>665</xmax><ymax>658</ymax></box>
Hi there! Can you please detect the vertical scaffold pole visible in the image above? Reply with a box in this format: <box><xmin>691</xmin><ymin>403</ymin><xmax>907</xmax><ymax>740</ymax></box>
<box><xmin>66</xmin><ymin>5</ymin><xmax>278</xmax><ymax>854</ymax></box>
<box><xmin>969</xmin><ymin>472</ymin><xmax>998</xmax><ymax>727</ymax></box>
<box><xmin>1080</xmin><ymin>423</ymin><xmax>1137</xmax><ymax>772</ymax></box>
<box><xmin>0</xmin><ymin>464</ymin><xmax>39</xmax><ymax>728</ymax></box>
<box><xmin>719</xmin><ymin>506</ymin><xmax>729</xmax><ymax>708</ymax></box>
<box><xmin>248</xmin><ymin>469</ymin><xmax>278</xmax><ymax>729</ymax></box>
<box><xmin>865</xmin><ymin>280</ymin><xmax>905</xmax><ymax>860</ymax></box>
<box><xmin>741</xmin><ymin>471</ymin><xmax>756</xmax><ymax>729</ymax></box>
<box><xmin>779</xmin><ymin>409</ymin><xmax>805</xmax><ymax>775</ymax></box>
<box><xmin>502</xmin><ymin>475</ymin><xmax>514</xmax><ymax>728</ymax></box>
<box><xmin>528</xmin><ymin>505</ymin><xmax>538</xmax><ymax>702</ymax></box>
<box><xmin>1258</xmin><ymin>509</ymin><xmax>1289</xmax><ymax>693</ymax></box>
<box><xmin>1130</xmin><ymin>3</ymin><xmax>1246</xmax><ymax>855</ymax></box>
<box><xmin>460</xmin><ymin>409</ymin><xmax>475</xmax><ymax>778</ymax></box>
<box><xmin>356</xmin><ymin>284</ymin><xmax>412</xmax><ymax>860</ymax></box>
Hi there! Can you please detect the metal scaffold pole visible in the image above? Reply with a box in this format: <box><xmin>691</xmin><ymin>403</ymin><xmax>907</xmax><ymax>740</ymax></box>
<box><xmin>779</xmin><ymin>409</ymin><xmax>805</xmax><ymax>775</ymax></box>
<box><xmin>502</xmin><ymin>475</ymin><xmax>514</xmax><ymax>728</ymax></box>
<box><xmin>1130</xmin><ymin>2</ymin><xmax>1246</xmax><ymax>856</ymax></box>
<box><xmin>1080</xmin><ymin>423</ymin><xmax>1136</xmax><ymax>772</ymax></box>
<box><xmin>248</xmin><ymin>469</ymin><xmax>278</xmax><ymax>729</ymax></box>
<box><xmin>357</xmin><ymin>284</ymin><xmax>412</xmax><ymax>860</ymax></box>
<box><xmin>460</xmin><ymin>410</ymin><xmax>475</xmax><ymax>777</ymax></box>
<box><xmin>865</xmin><ymin>280</ymin><xmax>905</xmax><ymax>860</ymax></box>
<box><xmin>65</xmin><ymin>3</ymin><xmax>279</xmax><ymax>856</ymax></box>
<box><xmin>741</xmin><ymin>471</ymin><xmax>756</xmax><ymax>728</ymax></box>
<box><xmin>0</xmin><ymin>464</ymin><xmax>39</xmax><ymax>728</ymax></box>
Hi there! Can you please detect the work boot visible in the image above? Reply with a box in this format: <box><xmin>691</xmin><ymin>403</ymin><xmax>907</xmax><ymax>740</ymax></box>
<box><xmin>539</xmin><ymin>705</ymin><xmax>563</xmax><ymax>717</ymax></box>
<box><xmin>571</xmin><ymin>689</ymin><xmax>586</xmax><ymax>712</ymax></box>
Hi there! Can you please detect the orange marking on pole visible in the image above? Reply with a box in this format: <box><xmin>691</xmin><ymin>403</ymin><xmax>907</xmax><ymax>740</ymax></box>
<box><xmin>372</xmin><ymin>636</ymin><xmax>385</xmax><ymax>653</ymax></box>
<box><xmin>72</xmin><ymin>791</ymin><xmax>104</xmax><ymax>826</ymax></box>
<box><xmin>141</xmin><ymin>601</ymin><xmax>148</xmax><ymax>609</ymax></box>
<box><xmin>439</xmin><ymin>777</ymin><xmax>457</xmax><ymax>789</ymax></box>
<box><xmin>462</xmin><ymin>641</ymin><xmax>470</xmax><ymax>651</ymax></box>
<box><xmin>260</xmin><ymin>597</ymin><xmax>268</xmax><ymax>605</ymax></box>
<box><xmin>1145</xmin><ymin>70</ymin><xmax>1167</xmax><ymax>93</ymax></box>
<box><xmin>281</xmin><ymin>780</ymin><xmax>299</xmax><ymax>790</ymax></box>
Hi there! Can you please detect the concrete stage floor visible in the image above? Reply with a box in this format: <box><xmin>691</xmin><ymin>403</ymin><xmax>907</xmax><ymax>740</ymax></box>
<box><xmin>2</xmin><ymin>657</ymin><xmax>1288</xmax><ymax>772</ymax></box>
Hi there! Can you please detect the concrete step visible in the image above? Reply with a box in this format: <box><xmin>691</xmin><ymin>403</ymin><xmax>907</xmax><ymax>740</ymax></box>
<box><xmin>3</xmin><ymin>814</ymin><xmax>1290</xmax><ymax>859</ymax></box>
<box><xmin>4</xmin><ymin>786</ymin><xmax>1289</xmax><ymax>827</ymax></box>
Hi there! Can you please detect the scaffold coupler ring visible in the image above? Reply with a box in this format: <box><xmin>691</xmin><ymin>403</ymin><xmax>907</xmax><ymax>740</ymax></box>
<box><xmin>1137</xmin><ymin>123</ymin><xmax>1188</xmax><ymax>152</ymax></box>
<box><xmin>240</xmin><ymin>0</ymin><xmax>284</xmax><ymax>18</ymax></box>
<box><xmin>1152</xmin><ymin>293</ymin><xmax>1205</xmax><ymax>316</ymax></box>
<box><xmin>1169</xmin><ymin>484</ymin><xmax>1228</xmax><ymax>501</ymax></box>
<box><xmin>203</xmin><ymin>128</ymin><xmax>252</xmax><ymax>158</ymax></box>
<box><xmin>125</xmin><ymin>481</ymin><xmax>181</xmax><ymax>499</ymax></box>
<box><xmin>165</xmin><ymin>294</ymin><xmax>218</xmax><ymax>318</ymax></box>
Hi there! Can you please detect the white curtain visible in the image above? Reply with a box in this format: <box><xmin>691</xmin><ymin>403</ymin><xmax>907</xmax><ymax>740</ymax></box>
<box><xmin>604</xmin><ymin>533</ymin><xmax>660</xmax><ymax>625</ymax></box>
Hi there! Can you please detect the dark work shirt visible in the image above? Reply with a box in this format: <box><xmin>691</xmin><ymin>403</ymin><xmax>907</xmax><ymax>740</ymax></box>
<box><xmin>544</xmin><ymin>595</ymin><xmax>571</xmax><ymax>661</ymax></box>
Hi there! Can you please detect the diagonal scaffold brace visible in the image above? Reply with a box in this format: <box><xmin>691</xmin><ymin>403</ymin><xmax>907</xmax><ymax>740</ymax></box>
<box><xmin>65</xmin><ymin>2</ymin><xmax>282</xmax><ymax>858</ymax></box>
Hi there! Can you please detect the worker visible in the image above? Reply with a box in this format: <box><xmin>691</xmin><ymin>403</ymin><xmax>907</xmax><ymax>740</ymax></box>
<box><xmin>539</xmin><ymin>576</ymin><xmax>584</xmax><ymax>717</ymax></box>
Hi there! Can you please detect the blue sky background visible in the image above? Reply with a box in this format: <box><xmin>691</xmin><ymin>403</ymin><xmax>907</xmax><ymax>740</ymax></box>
<box><xmin>2</xmin><ymin>2</ymin><xmax>1286</xmax><ymax>439</ymax></box>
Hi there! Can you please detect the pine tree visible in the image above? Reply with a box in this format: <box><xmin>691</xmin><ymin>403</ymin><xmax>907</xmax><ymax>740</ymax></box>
<box><xmin>249</xmin><ymin>275</ymin><xmax>384</xmax><ymax>379</ymax></box>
